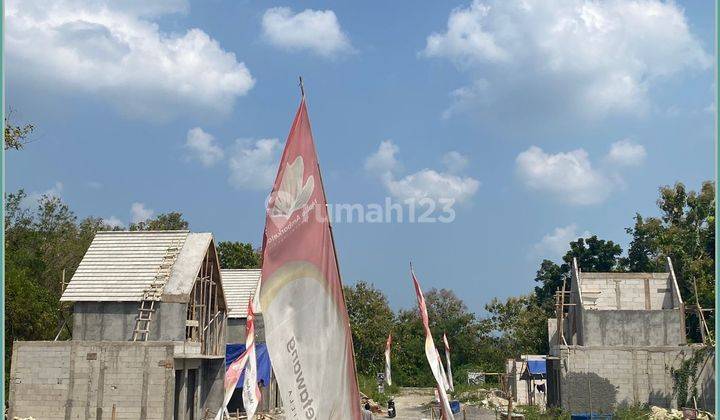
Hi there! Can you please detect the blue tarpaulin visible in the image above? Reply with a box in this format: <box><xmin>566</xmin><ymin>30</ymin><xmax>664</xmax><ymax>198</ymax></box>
<box><xmin>527</xmin><ymin>360</ymin><xmax>546</xmax><ymax>375</ymax></box>
<box><xmin>226</xmin><ymin>343</ymin><xmax>272</xmax><ymax>389</ymax></box>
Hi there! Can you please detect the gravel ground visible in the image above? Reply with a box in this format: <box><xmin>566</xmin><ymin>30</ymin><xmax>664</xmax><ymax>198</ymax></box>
<box><xmin>372</xmin><ymin>388</ymin><xmax>497</xmax><ymax>420</ymax></box>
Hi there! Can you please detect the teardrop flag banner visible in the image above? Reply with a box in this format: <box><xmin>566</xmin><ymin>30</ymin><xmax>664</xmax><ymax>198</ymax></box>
<box><xmin>242</xmin><ymin>299</ymin><xmax>262</xmax><ymax>419</ymax></box>
<box><xmin>385</xmin><ymin>333</ymin><xmax>392</xmax><ymax>386</ymax></box>
<box><xmin>411</xmin><ymin>264</ymin><xmax>454</xmax><ymax>420</ymax></box>
<box><xmin>260</xmin><ymin>94</ymin><xmax>362</xmax><ymax>420</ymax></box>
<box><xmin>215</xmin><ymin>347</ymin><xmax>250</xmax><ymax>420</ymax></box>
<box><xmin>443</xmin><ymin>333</ymin><xmax>454</xmax><ymax>392</ymax></box>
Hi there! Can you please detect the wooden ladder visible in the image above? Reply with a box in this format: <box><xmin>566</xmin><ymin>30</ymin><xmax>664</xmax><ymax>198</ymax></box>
<box><xmin>132</xmin><ymin>240</ymin><xmax>183</xmax><ymax>341</ymax></box>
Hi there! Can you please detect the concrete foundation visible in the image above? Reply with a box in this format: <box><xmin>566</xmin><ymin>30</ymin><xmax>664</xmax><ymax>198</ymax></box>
<box><xmin>9</xmin><ymin>341</ymin><xmax>225</xmax><ymax>420</ymax></box>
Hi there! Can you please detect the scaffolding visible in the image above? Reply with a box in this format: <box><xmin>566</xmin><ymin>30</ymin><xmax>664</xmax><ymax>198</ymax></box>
<box><xmin>186</xmin><ymin>250</ymin><xmax>226</xmax><ymax>356</ymax></box>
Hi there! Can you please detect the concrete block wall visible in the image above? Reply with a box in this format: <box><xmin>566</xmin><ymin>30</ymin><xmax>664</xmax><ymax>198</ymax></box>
<box><xmin>579</xmin><ymin>273</ymin><xmax>674</xmax><ymax>310</ymax></box>
<box><xmin>227</xmin><ymin>315</ymin><xmax>266</xmax><ymax>344</ymax></box>
<box><xmin>10</xmin><ymin>341</ymin><xmax>175</xmax><ymax>420</ymax></box>
<box><xmin>556</xmin><ymin>345</ymin><xmax>714</xmax><ymax>413</ymax></box>
<box><xmin>73</xmin><ymin>302</ymin><xmax>187</xmax><ymax>342</ymax></box>
<box><xmin>581</xmin><ymin>310</ymin><xmax>685</xmax><ymax>346</ymax></box>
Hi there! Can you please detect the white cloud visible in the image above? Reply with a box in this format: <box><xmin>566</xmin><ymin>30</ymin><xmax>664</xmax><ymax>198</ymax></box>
<box><xmin>7</xmin><ymin>0</ymin><xmax>255</xmax><ymax>120</ymax></box>
<box><xmin>185</xmin><ymin>127</ymin><xmax>224</xmax><ymax>167</ymax></box>
<box><xmin>228</xmin><ymin>138</ymin><xmax>282</xmax><ymax>190</ymax></box>
<box><xmin>366</xmin><ymin>141</ymin><xmax>480</xmax><ymax>203</ymax></box>
<box><xmin>262</xmin><ymin>7</ymin><xmax>352</xmax><ymax>57</ymax></box>
<box><xmin>516</xmin><ymin>146</ymin><xmax>612</xmax><ymax>205</ymax></box>
<box><xmin>103</xmin><ymin>216</ymin><xmax>124</xmax><ymax>229</ymax></box>
<box><xmin>423</xmin><ymin>0</ymin><xmax>711</xmax><ymax>119</ymax></box>
<box><xmin>28</xmin><ymin>181</ymin><xmax>64</xmax><ymax>204</ymax></box>
<box><xmin>606</xmin><ymin>139</ymin><xmax>646</xmax><ymax>166</ymax></box>
<box><xmin>441</xmin><ymin>151</ymin><xmax>469</xmax><ymax>173</ymax></box>
<box><xmin>364</xmin><ymin>140</ymin><xmax>400</xmax><ymax>174</ymax></box>
<box><xmin>532</xmin><ymin>223</ymin><xmax>591</xmax><ymax>259</ymax></box>
<box><xmin>131</xmin><ymin>202</ymin><xmax>153</xmax><ymax>224</ymax></box>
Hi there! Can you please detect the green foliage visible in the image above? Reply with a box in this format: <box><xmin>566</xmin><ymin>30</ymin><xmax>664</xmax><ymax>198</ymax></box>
<box><xmin>216</xmin><ymin>241</ymin><xmax>261</xmax><ymax>269</ymax></box>
<box><xmin>357</xmin><ymin>374</ymin><xmax>399</xmax><ymax>406</ymax></box>
<box><xmin>344</xmin><ymin>281</ymin><xmax>394</xmax><ymax>375</ymax></box>
<box><xmin>518</xmin><ymin>405</ymin><xmax>571</xmax><ymax>420</ymax></box>
<box><xmin>129</xmin><ymin>212</ymin><xmax>189</xmax><ymax>231</ymax></box>
<box><xmin>613</xmin><ymin>403</ymin><xmax>651</xmax><ymax>419</ymax></box>
<box><xmin>670</xmin><ymin>346</ymin><xmax>714</xmax><ymax>409</ymax></box>
<box><xmin>485</xmin><ymin>294</ymin><xmax>549</xmax><ymax>356</ymax></box>
<box><xmin>5</xmin><ymin>110</ymin><xmax>34</xmax><ymax>150</ymax></box>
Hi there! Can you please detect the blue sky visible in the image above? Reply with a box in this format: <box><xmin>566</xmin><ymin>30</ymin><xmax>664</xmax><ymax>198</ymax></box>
<box><xmin>6</xmin><ymin>0</ymin><xmax>715</xmax><ymax>314</ymax></box>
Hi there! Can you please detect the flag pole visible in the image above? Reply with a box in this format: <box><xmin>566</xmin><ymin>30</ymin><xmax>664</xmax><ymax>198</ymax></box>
<box><xmin>299</xmin><ymin>76</ymin><xmax>305</xmax><ymax>98</ymax></box>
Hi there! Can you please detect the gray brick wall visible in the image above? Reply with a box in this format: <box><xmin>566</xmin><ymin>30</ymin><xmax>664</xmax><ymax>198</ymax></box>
<box><xmin>555</xmin><ymin>345</ymin><xmax>714</xmax><ymax>413</ymax></box>
<box><xmin>10</xmin><ymin>341</ymin><xmax>176</xmax><ymax>420</ymax></box>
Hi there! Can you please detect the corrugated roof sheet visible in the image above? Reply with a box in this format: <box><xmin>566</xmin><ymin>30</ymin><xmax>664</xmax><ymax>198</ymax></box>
<box><xmin>60</xmin><ymin>230</ymin><xmax>190</xmax><ymax>302</ymax></box>
<box><xmin>222</xmin><ymin>269</ymin><xmax>261</xmax><ymax>318</ymax></box>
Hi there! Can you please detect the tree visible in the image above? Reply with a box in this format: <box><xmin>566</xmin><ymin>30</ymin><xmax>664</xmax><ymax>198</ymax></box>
<box><xmin>5</xmin><ymin>110</ymin><xmax>34</xmax><ymax>150</ymax></box>
<box><xmin>217</xmin><ymin>241</ymin><xmax>261</xmax><ymax>269</ymax></box>
<box><xmin>485</xmin><ymin>294</ymin><xmax>549</xmax><ymax>356</ymax></box>
<box><xmin>533</xmin><ymin>235</ymin><xmax>625</xmax><ymax>312</ymax></box>
<box><xmin>343</xmin><ymin>281</ymin><xmax>394</xmax><ymax>375</ymax></box>
<box><xmin>129</xmin><ymin>212</ymin><xmax>189</xmax><ymax>231</ymax></box>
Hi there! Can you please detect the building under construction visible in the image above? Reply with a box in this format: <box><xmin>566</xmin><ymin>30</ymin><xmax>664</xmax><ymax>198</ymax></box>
<box><xmin>9</xmin><ymin>230</ymin><xmax>228</xmax><ymax>420</ymax></box>
<box><xmin>547</xmin><ymin>258</ymin><xmax>715</xmax><ymax>412</ymax></box>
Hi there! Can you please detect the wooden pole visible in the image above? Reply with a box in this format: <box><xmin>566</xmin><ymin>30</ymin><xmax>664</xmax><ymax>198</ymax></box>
<box><xmin>111</xmin><ymin>404</ymin><xmax>117</xmax><ymax>420</ymax></box>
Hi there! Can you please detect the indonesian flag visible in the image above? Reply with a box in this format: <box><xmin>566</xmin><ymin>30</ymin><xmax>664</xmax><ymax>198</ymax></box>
<box><xmin>385</xmin><ymin>334</ymin><xmax>392</xmax><ymax>386</ymax></box>
<box><xmin>260</xmin><ymin>96</ymin><xmax>361</xmax><ymax>420</ymax></box>
<box><xmin>443</xmin><ymin>333</ymin><xmax>454</xmax><ymax>392</ymax></box>
<box><xmin>215</xmin><ymin>347</ymin><xmax>250</xmax><ymax>420</ymax></box>
<box><xmin>411</xmin><ymin>265</ymin><xmax>454</xmax><ymax>420</ymax></box>
<box><xmin>242</xmin><ymin>299</ymin><xmax>262</xmax><ymax>419</ymax></box>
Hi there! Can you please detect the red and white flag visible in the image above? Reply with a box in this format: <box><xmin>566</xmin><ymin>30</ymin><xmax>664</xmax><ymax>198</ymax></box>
<box><xmin>260</xmin><ymin>95</ymin><xmax>362</xmax><ymax>420</ymax></box>
<box><xmin>443</xmin><ymin>333</ymin><xmax>454</xmax><ymax>392</ymax></box>
<box><xmin>385</xmin><ymin>334</ymin><xmax>392</xmax><ymax>386</ymax></box>
<box><xmin>242</xmin><ymin>299</ymin><xmax>262</xmax><ymax>419</ymax></box>
<box><xmin>411</xmin><ymin>265</ymin><xmax>454</xmax><ymax>420</ymax></box>
<box><xmin>215</xmin><ymin>348</ymin><xmax>250</xmax><ymax>420</ymax></box>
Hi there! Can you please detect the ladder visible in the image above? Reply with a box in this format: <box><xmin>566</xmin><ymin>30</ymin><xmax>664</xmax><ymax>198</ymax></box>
<box><xmin>132</xmin><ymin>239</ymin><xmax>183</xmax><ymax>341</ymax></box>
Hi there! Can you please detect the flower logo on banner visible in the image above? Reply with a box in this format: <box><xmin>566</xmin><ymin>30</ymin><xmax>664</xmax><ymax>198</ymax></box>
<box><xmin>269</xmin><ymin>156</ymin><xmax>314</xmax><ymax>223</ymax></box>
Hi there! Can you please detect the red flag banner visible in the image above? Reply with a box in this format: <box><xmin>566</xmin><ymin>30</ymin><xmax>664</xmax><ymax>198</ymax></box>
<box><xmin>411</xmin><ymin>265</ymin><xmax>454</xmax><ymax>420</ymax></box>
<box><xmin>260</xmin><ymin>97</ymin><xmax>361</xmax><ymax>420</ymax></box>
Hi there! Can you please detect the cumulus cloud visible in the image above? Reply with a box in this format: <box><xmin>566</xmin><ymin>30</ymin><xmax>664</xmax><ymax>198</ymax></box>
<box><xmin>423</xmin><ymin>0</ymin><xmax>711</xmax><ymax>119</ymax></box>
<box><xmin>228</xmin><ymin>138</ymin><xmax>283</xmax><ymax>190</ymax></box>
<box><xmin>532</xmin><ymin>223</ymin><xmax>591</xmax><ymax>259</ymax></box>
<box><xmin>365</xmin><ymin>141</ymin><xmax>480</xmax><ymax>203</ymax></box>
<box><xmin>185</xmin><ymin>127</ymin><xmax>224</xmax><ymax>167</ymax></box>
<box><xmin>606</xmin><ymin>139</ymin><xmax>646</xmax><ymax>166</ymax></box>
<box><xmin>262</xmin><ymin>7</ymin><xmax>352</xmax><ymax>57</ymax></box>
<box><xmin>516</xmin><ymin>146</ymin><xmax>612</xmax><ymax>205</ymax></box>
<box><xmin>131</xmin><ymin>202</ymin><xmax>153</xmax><ymax>224</ymax></box>
<box><xmin>441</xmin><ymin>151</ymin><xmax>469</xmax><ymax>173</ymax></box>
<box><xmin>103</xmin><ymin>216</ymin><xmax>125</xmax><ymax>229</ymax></box>
<box><xmin>27</xmin><ymin>181</ymin><xmax>64</xmax><ymax>205</ymax></box>
<box><xmin>7</xmin><ymin>0</ymin><xmax>255</xmax><ymax>120</ymax></box>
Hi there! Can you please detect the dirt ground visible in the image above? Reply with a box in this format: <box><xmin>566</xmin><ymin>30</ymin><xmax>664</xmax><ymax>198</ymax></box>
<box><xmin>371</xmin><ymin>387</ymin><xmax>497</xmax><ymax>420</ymax></box>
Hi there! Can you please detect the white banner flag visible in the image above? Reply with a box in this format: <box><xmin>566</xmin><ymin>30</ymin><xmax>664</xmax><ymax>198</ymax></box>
<box><xmin>411</xmin><ymin>265</ymin><xmax>454</xmax><ymax>420</ymax></box>
<box><xmin>385</xmin><ymin>334</ymin><xmax>392</xmax><ymax>386</ymax></box>
<box><xmin>443</xmin><ymin>333</ymin><xmax>454</xmax><ymax>392</ymax></box>
<box><xmin>242</xmin><ymin>300</ymin><xmax>261</xmax><ymax>419</ymax></box>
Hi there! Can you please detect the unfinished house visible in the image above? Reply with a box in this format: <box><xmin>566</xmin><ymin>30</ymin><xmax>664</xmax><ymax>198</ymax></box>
<box><xmin>547</xmin><ymin>257</ymin><xmax>715</xmax><ymax>412</ymax></box>
<box><xmin>506</xmin><ymin>356</ymin><xmax>547</xmax><ymax>409</ymax></box>
<box><xmin>222</xmin><ymin>269</ymin><xmax>280</xmax><ymax>413</ymax></box>
<box><xmin>9</xmin><ymin>230</ymin><xmax>228</xmax><ymax>420</ymax></box>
